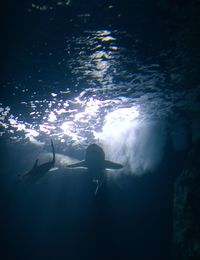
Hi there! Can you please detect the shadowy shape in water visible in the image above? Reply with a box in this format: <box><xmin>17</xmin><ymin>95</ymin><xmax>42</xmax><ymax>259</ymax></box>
<box><xmin>18</xmin><ymin>140</ymin><xmax>55</xmax><ymax>184</ymax></box>
<box><xmin>68</xmin><ymin>144</ymin><xmax>123</xmax><ymax>195</ymax></box>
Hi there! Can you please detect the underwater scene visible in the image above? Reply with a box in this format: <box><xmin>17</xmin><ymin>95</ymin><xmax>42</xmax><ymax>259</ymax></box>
<box><xmin>1</xmin><ymin>1</ymin><xmax>200</xmax><ymax>259</ymax></box>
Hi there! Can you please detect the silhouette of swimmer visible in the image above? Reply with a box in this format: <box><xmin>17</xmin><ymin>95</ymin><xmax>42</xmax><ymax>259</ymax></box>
<box><xmin>68</xmin><ymin>144</ymin><xmax>123</xmax><ymax>195</ymax></box>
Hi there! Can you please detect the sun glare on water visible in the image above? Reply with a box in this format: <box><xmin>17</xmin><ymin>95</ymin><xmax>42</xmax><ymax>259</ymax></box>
<box><xmin>94</xmin><ymin>107</ymin><xmax>140</xmax><ymax>141</ymax></box>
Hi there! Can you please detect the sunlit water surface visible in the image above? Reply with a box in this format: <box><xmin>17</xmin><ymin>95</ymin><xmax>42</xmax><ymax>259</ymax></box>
<box><xmin>1</xmin><ymin>10</ymin><xmax>200</xmax><ymax>174</ymax></box>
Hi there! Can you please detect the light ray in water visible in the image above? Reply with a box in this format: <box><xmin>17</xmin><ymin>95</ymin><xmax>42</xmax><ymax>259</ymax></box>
<box><xmin>95</xmin><ymin>107</ymin><xmax>167</xmax><ymax>175</ymax></box>
<box><xmin>0</xmin><ymin>27</ymin><xmax>199</xmax><ymax>173</ymax></box>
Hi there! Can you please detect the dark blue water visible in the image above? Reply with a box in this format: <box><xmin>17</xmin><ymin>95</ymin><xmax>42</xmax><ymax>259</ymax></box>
<box><xmin>1</xmin><ymin>1</ymin><xmax>200</xmax><ymax>259</ymax></box>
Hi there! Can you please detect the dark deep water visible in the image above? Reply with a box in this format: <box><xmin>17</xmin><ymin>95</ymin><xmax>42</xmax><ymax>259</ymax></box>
<box><xmin>1</xmin><ymin>1</ymin><xmax>200</xmax><ymax>259</ymax></box>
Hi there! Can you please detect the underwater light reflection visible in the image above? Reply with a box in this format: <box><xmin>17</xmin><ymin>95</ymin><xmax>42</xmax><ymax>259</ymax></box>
<box><xmin>96</xmin><ymin>107</ymin><xmax>140</xmax><ymax>139</ymax></box>
<box><xmin>94</xmin><ymin>106</ymin><xmax>141</xmax><ymax>170</ymax></box>
<box><xmin>67</xmin><ymin>29</ymin><xmax>120</xmax><ymax>87</ymax></box>
<box><xmin>94</xmin><ymin>106</ymin><xmax>166</xmax><ymax>175</ymax></box>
